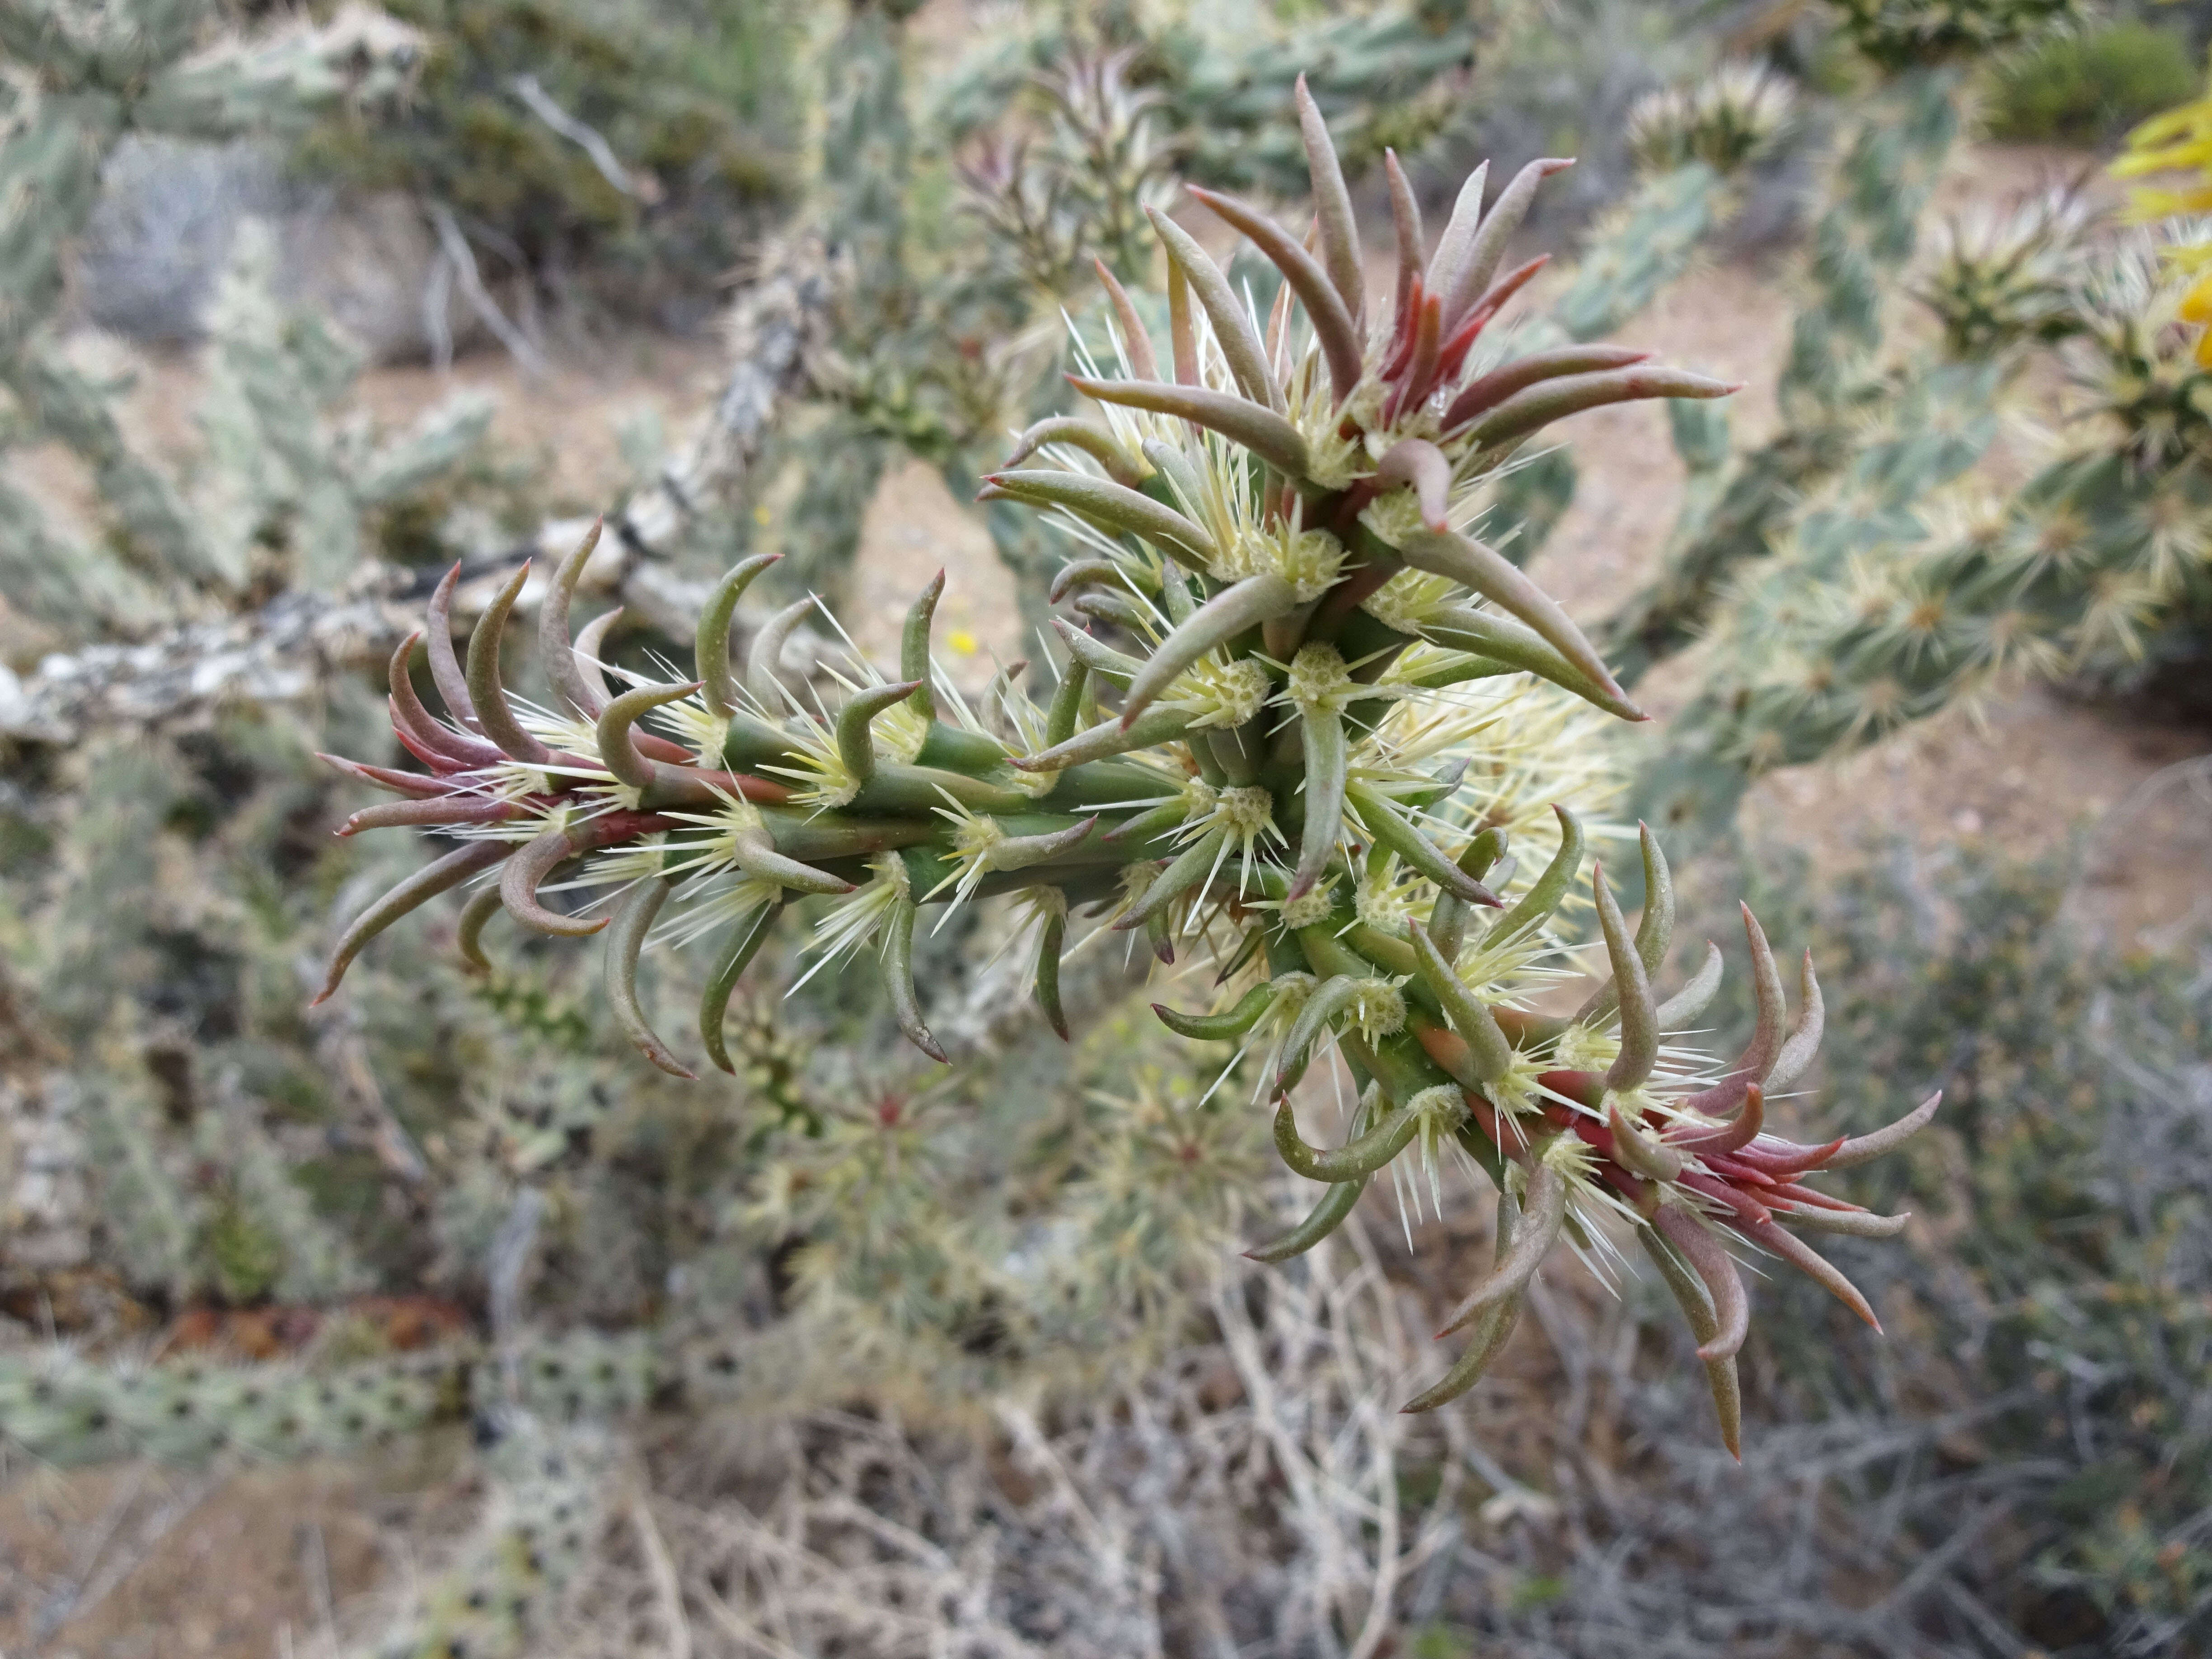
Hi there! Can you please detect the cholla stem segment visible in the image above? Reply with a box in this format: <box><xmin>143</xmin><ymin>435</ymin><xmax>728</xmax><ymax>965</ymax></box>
<box><xmin>314</xmin><ymin>84</ymin><xmax>1923</xmax><ymax>1444</ymax></box>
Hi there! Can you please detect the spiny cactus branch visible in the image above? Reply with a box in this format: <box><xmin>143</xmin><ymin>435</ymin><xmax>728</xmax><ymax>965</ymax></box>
<box><xmin>311</xmin><ymin>87</ymin><xmax>1928</xmax><ymax>1437</ymax></box>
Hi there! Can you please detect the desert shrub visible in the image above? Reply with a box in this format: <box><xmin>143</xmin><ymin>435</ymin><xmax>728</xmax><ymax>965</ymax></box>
<box><xmin>1986</xmin><ymin>19</ymin><xmax>2200</xmax><ymax>144</ymax></box>
<box><xmin>1745</xmin><ymin>842</ymin><xmax>2212</xmax><ymax>1653</ymax></box>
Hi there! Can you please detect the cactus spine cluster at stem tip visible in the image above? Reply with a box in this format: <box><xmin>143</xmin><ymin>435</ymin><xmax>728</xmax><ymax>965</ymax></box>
<box><xmin>314</xmin><ymin>83</ymin><xmax>1938</xmax><ymax>1442</ymax></box>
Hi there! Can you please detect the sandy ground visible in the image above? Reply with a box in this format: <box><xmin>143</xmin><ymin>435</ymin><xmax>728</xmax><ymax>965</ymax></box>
<box><xmin>6</xmin><ymin>136</ymin><xmax>2210</xmax><ymax>1652</ymax></box>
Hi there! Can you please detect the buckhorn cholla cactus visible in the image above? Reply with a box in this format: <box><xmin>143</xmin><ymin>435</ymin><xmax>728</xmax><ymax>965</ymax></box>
<box><xmin>319</xmin><ymin>86</ymin><xmax>1937</xmax><ymax>1445</ymax></box>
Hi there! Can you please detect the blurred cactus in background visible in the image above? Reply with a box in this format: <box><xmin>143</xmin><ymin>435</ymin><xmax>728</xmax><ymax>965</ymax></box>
<box><xmin>1628</xmin><ymin>11</ymin><xmax>2212</xmax><ymax>840</ymax></box>
<box><xmin>289</xmin><ymin>0</ymin><xmax>803</xmax><ymax>335</ymax></box>
<box><xmin>1595</xmin><ymin>0</ymin><xmax>2089</xmax><ymax>691</ymax></box>
<box><xmin>0</xmin><ymin>0</ymin><xmax>448</xmax><ymax>636</ymax></box>
<box><xmin>1637</xmin><ymin>221</ymin><xmax>2212</xmax><ymax>836</ymax></box>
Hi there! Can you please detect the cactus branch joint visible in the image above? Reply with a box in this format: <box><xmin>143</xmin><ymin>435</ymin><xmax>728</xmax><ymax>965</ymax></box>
<box><xmin>319</xmin><ymin>81</ymin><xmax>1935</xmax><ymax>1447</ymax></box>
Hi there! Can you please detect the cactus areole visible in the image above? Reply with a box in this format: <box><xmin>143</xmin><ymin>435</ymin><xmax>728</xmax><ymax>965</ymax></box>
<box><xmin>321</xmin><ymin>84</ymin><xmax>1934</xmax><ymax>1445</ymax></box>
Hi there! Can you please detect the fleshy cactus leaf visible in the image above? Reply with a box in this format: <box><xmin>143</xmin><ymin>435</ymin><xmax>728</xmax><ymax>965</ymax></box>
<box><xmin>1767</xmin><ymin>949</ymin><xmax>1826</xmax><ymax>1089</ymax></box>
<box><xmin>608</xmin><ymin>876</ymin><xmax>696</xmax><ymax>1080</ymax></box>
<box><xmin>426</xmin><ymin>562</ymin><xmax>484</xmax><ymax>733</ymax></box>
<box><xmin>1439</xmin><ymin>1155</ymin><xmax>1568</xmax><ymax>1335</ymax></box>
<box><xmin>1183</xmin><ymin>186</ymin><xmax>1362</xmax><ymax>399</ymax></box>
<box><xmin>1273</xmin><ymin>1091</ymin><xmax>1420</xmax><ymax>1181</ymax></box>
<box><xmin>1653</xmin><ymin>1205</ymin><xmax>1752</xmax><ymax>1362</ymax></box>
<box><xmin>1155</xmin><ymin>982</ymin><xmax>1277</xmax><ymax>1041</ymax></box>
<box><xmin>1403</xmin><ymin>1192</ymin><xmax>1526</xmax><ymax>1412</ymax></box>
<box><xmin>1068</xmin><ymin>376</ymin><xmax>1311</xmax><ymax>477</ymax></box>
<box><xmin>1437</xmin><ymin>157</ymin><xmax>1575</xmax><ymax>328</ymax></box>
<box><xmin>700</xmin><ymin>898</ymin><xmax>782</xmax><ymax>1075</ymax></box>
<box><xmin>465</xmin><ymin>562</ymin><xmax>555</xmax><ymax>765</ymax></box>
<box><xmin>1120</xmin><ymin>572</ymin><xmax>1298</xmax><ymax>728</ymax></box>
<box><xmin>1657</xmin><ymin>940</ymin><xmax>1726</xmax><ymax>1028</ymax></box>
<box><xmin>882</xmin><ymin>897</ymin><xmax>947</xmax><ymax>1063</ymax></box>
<box><xmin>1397</xmin><ymin>529</ymin><xmax>1629</xmax><ymax>708</ymax></box>
<box><xmin>1293</xmin><ymin>74</ymin><xmax>1364</xmax><ymax>323</ymax></box>
<box><xmin>1593</xmin><ymin>863</ymin><xmax>1658</xmax><ymax>1091</ymax></box>
<box><xmin>1146</xmin><ymin>205</ymin><xmax>1282</xmax><ymax>412</ymax></box>
<box><xmin>981</xmin><ymin>467</ymin><xmax>1217</xmax><ymax>569</ymax></box>
<box><xmin>455</xmin><ymin>883</ymin><xmax>505</xmax><ymax>975</ymax></box>
<box><xmin>1384</xmin><ymin>148</ymin><xmax>1425</xmax><ymax>322</ymax></box>
<box><xmin>1640</xmin><ymin>1223</ymin><xmax>1744</xmax><ymax>1458</ymax></box>
<box><xmin>1093</xmin><ymin>256</ymin><xmax>1160</xmax><ymax>380</ymax></box>
<box><xmin>546</xmin><ymin>518</ymin><xmax>612</xmax><ymax>718</ymax></box>
<box><xmin>1003</xmin><ymin>416</ymin><xmax>1147</xmax><ymax>487</ymax></box>
<box><xmin>1443</xmin><ymin>345</ymin><xmax>1654</xmax><ymax>431</ymax></box>
<box><xmin>696</xmin><ymin>553</ymin><xmax>780</xmax><ymax>719</ymax></box>
<box><xmin>1245</xmin><ymin>1164</ymin><xmax>1369</xmax><ymax>1263</ymax></box>
<box><xmin>312</xmin><ymin>842</ymin><xmax>511</xmax><ymax>1004</ymax></box>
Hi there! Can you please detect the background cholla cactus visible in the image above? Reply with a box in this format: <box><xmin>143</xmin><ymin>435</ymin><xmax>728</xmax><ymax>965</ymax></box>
<box><xmin>1593</xmin><ymin>0</ymin><xmax>2087</xmax><ymax>692</ymax></box>
<box><xmin>1637</xmin><ymin>223</ymin><xmax>2212</xmax><ymax>836</ymax></box>
<box><xmin>1624</xmin><ymin>58</ymin><xmax>1795</xmax><ymax>176</ymax></box>
<box><xmin>0</xmin><ymin>0</ymin><xmax>513</xmax><ymax>645</ymax></box>
<box><xmin>1914</xmin><ymin>189</ymin><xmax>2088</xmax><ymax>357</ymax></box>
<box><xmin>315</xmin><ymin>83</ymin><xmax>1935</xmax><ymax>1440</ymax></box>
<box><xmin>1833</xmin><ymin>0</ymin><xmax>2089</xmax><ymax>72</ymax></box>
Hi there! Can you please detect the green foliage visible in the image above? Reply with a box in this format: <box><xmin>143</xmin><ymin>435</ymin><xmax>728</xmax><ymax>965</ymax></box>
<box><xmin>1985</xmin><ymin>18</ymin><xmax>2199</xmax><ymax>142</ymax></box>
<box><xmin>293</xmin><ymin>0</ymin><xmax>802</xmax><ymax>328</ymax></box>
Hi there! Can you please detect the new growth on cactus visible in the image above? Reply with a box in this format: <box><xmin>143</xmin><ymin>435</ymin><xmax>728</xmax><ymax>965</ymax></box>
<box><xmin>319</xmin><ymin>83</ymin><xmax>1936</xmax><ymax>1443</ymax></box>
